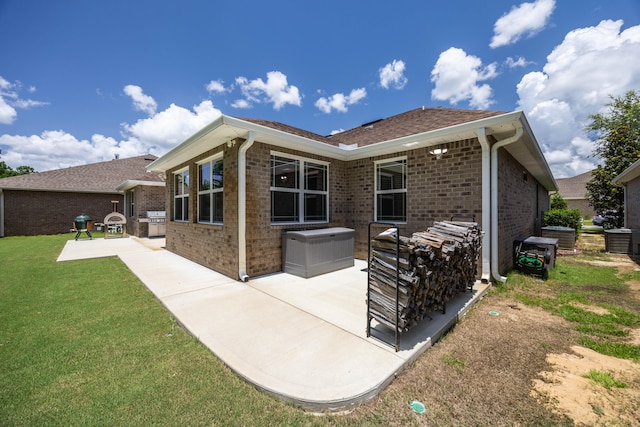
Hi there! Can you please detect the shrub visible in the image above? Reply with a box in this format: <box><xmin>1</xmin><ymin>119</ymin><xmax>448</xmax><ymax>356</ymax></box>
<box><xmin>550</xmin><ymin>193</ymin><xmax>568</xmax><ymax>210</ymax></box>
<box><xmin>544</xmin><ymin>208</ymin><xmax>582</xmax><ymax>235</ymax></box>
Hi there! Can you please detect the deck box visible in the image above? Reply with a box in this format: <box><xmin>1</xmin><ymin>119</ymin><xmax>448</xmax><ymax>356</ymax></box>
<box><xmin>283</xmin><ymin>227</ymin><xmax>355</xmax><ymax>278</ymax></box>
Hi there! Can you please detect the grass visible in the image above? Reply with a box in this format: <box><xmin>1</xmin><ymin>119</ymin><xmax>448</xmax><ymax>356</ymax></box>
<box><xmin>442</xmin><ymin>352</ymin><xmax>466</xmax><ymax>373</ymax></box>
<box><xmin>504</xmin><ymin>242</ymin><xmax>640</xmax><ymax>362</ymax></box>
<box><xmin>0</xmin><ymin>234</ymin><xmax>321</xmax><ymax>426</ymax></box>
<box><xmin>1</xmin><ymin>232</ymin><xmax>638</xmax><ymax>426</ymax></box>
<box><xmin>583</xmin><ymin>369</ymin><xmax>628</xmax><ymax>389</ymax></box>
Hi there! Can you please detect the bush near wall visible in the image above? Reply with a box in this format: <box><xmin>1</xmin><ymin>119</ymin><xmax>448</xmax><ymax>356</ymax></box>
<box><xmin>544</xmin><ymin>208</ymin><xmax>583</xmax><ymax>236</ymax></box>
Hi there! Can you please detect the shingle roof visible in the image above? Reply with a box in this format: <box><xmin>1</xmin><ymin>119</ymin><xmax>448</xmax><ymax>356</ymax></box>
<box><xmin>0</xmin><ymin>154</ymin><xmax>159</xmax><ymax>193</ymax></box>
<box><xmin>329</xmin><ymin>107</ymin><xmax>507</xmax><ymax>147</ymax></box>
<box><xmin>240</xmin><ymin>107</ymin><xmax>506</xmax><ymax>148</ymax></box>
<box><xmin>239</xmin><ymin>118</ymin><xmax>338</xmax><ymax>146</ymax></box>
<box><xmin>555</xmin><ymin>170</ymin><xmax>593</xmax><ymax>199</ymax></box>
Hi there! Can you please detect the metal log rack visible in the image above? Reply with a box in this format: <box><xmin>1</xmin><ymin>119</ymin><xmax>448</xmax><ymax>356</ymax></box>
<box><xmin>366</xmin><ymin>221</ymin><xmax>401</xmax><ymax>352</ymax></box>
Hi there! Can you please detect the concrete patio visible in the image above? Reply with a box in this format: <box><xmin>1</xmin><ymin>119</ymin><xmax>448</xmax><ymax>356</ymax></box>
<box><xmin>57</xmin><ymin>236</ymin><xmax>490</xmax><ymax>411</ymax></box>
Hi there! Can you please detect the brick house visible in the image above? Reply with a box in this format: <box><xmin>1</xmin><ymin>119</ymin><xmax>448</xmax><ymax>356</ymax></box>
<box><xmin>613</xmin><ymin>157</ymin><xmax>640</xmax><ymax>229</ymax></box>
<box><xmin>116</xmin><ymin>172</ymin><xmax>166</xmax><ymax>237</ymax></box>
<box><xmin>147</xmin><ymin>107</ymin><xmax>557</xmax><ymax>283</ymax></box>
<box><xmin>0</xmin><ymin>154</ymin><xmax>157</xmax><ymax>237</ymax></box>
<box><xmin>555</xmin><ymin>170</ymin><xmax>596</xmax><ymax>217</ymax></box>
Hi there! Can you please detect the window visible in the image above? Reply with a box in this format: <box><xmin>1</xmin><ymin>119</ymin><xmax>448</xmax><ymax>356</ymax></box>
<box><xmin>174</xmin><ymin>169</ymin><xmax>189</xmax><ymax>221</ymax></box>
<box><xmin>198</xmin><ymin>156</ymin><xmax>224</xmax><ymax>223</ymax></box>
<box><xmin>270</xmin><ymin>153</ymin><xmax>328</xmax><ymax>223</ymax></box>
<box><xmin>127</xmin><ymin>190</ymin><xmax>135</xmax><ymax>218</ymax></box>
<box><xmin>375</xmin><ymin>158</ymin><xmax>406</xmax><ymax>222</ymax></box>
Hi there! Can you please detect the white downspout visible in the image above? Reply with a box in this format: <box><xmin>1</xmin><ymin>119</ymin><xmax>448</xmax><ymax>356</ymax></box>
<box><xmin>490</xmin><ymin>127</ymin><xmax>523</xmax><ymax>283</ymax></box>
<box><xmin>238</xmin><ymin>131</ymin><xmax>256</xmax><ymax>282</ymax></box>
<box><xmin>476</xmin><ymin>128</ymin><xmax>492</xmax><ymax>283</ymax></box>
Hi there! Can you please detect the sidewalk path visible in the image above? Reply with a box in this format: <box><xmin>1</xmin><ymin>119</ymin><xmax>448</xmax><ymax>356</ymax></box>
<box><xmin>58</xmin><ymin>237</ymin><xmax>489</xmax><ymax>411</ymax></box>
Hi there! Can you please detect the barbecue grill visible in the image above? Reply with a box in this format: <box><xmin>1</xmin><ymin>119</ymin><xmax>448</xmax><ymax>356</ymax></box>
<box><xmin>147</xmin><ymin>211</ymin><xmax>166</xmax><ymax>237</ymax></box>
<box><xmin>73</xmin><ymin>214</ymin><xmax>93</xmax><ymax>241</ymax></box>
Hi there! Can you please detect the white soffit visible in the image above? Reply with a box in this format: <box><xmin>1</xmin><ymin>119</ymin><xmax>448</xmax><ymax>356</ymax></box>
<box><xmin>147</xmin><ymin>112</ymin><xmax>557</xmax><ymax>191</ymax></box>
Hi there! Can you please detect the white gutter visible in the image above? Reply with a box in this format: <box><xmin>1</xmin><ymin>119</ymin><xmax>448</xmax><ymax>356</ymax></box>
<box><xmin>238</xmin><ymin>131</ymin><xmax>256</xmax><ymax>282</ymax></box>
<box><xmin>476</xmin><ymin>128</ymin><xmax>492</xmax><ymax>283</ymax></box>
<box><xmin>490</xmin><ymin>126</ymin><xmax>524</xmax><ymax>283</ymax></box>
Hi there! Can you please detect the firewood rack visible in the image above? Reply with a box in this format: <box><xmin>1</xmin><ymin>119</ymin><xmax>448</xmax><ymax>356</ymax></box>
<box><xmin>366</xmin><ymin>222</ymin><xmax>401</xmax><ymax>352</ymax></box>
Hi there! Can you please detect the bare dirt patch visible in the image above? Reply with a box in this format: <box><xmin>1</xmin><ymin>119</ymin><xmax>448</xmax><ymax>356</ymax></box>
<box><xmin>532</xmin><ymin>346</ymin><xmax>640</xmax><ymax>426</ymax></box>
<box><xmin>343</xmin><ymin>294</ymin><xmax>580</xmax><ymax>426</ymax></box>
<box><xmin>337</xmin><ymin>235</ymin><xmax>640</xmax><ymax>426</ymax></box>
<box><xmin>569</xmin><ymin>302</ymin><xmax>611</xmax><ymax>316</ymax></box>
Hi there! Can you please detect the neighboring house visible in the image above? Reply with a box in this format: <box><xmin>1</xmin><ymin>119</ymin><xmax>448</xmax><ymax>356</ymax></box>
<box><xmin>554</xmin><ymin>170</ymin><xmax>596</xmax><ymax>217</ymax></box>
<box><xmin>613</xmin><ymin>157</ymin><xmax>640</xmax><ymax>229</ymax></box>
<box><xmin>147</xmin><ymin>107</ymin><xmax>557</xmax><ymax>283</ymax></box>
<box><xmin>116</xmin><ymin>172</ymin><xmax>166</xmax><ymax>237</ymax></box>
<box><xmin>0</xmin><ymin>154</ymin><xmax>157</xmax><ymax>237</ymax></box>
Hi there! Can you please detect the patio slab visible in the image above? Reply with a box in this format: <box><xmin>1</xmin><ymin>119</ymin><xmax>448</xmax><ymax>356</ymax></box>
<box><xmin>57</xmin><ymin>237</ymin><xmax>490</xmax><ymax>411</ymax></box>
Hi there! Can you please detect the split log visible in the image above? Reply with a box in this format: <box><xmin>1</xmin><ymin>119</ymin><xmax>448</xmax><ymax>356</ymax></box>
<box><xmin>368</xmin><ymin>221</ymin><xmax>483</xmax><ymax>332</ymax></box>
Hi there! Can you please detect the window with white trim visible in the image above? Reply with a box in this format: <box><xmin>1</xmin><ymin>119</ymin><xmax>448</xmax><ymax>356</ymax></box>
<box><xmin>270</xmin><ymin>153</ymin><xmax>328</xmax><ymax>223</ymax></box>
<box><xmin>127</xmin><ymin>190</ymin><xmax>135</xmax><ymax>218</ymax></box>
<box><xmin>198</xmin><ymin>155</ymin><xmax>224</xmax><ymax>224</ymax></box>
<box><xmin>375</xmin><ymin>157</ymin><xmax>406</xmax><ymax>222</ymax></box>
<box><xmin>173</xmin><ymin>168</ymin><xmax>189</xmax><ymax>221</ymax></box>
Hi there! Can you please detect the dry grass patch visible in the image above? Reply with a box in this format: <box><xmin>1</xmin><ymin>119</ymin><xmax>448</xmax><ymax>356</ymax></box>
<box><xmin>340</xmin><ymin>294</ymin><xmax>578</xmax><ymax>426</ymax></box>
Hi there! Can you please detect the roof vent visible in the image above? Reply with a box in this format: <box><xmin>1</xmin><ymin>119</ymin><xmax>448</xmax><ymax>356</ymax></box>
<box><xmin>361</xmin><ymin>118</ymin><xmax>382</xmax><ymax>128</ymax></box>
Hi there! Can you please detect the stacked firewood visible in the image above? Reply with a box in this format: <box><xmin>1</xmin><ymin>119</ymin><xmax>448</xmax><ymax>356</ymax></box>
<box><xmin>368</xmin><ymin>221</ymin><xmax>483</xmax><ymax>332</ymax></box>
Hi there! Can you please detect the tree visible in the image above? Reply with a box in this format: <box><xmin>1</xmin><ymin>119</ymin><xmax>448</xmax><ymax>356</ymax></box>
<box><xmin>545</xmin><ymin>193</ymin><xmax>581</xmax><ymax>236</ymax></box>
<box><xmin>0</xmin><ymin>161</ymin><xmax>36</xmax><ymax>178</ymax></box>
<box><xmin>550</xmin><ymin>193</ymin><xmax>568</xmax><ymax>210</ymax></box>
<box><xmin>586</xmin><ymin>90</ymin><xmax>640</xmax><ymax>227</ymax></box>
<box><xmin>15</xmin><ymin>165</ymin><xmax>36</xmax><ymax>175</ymax></box>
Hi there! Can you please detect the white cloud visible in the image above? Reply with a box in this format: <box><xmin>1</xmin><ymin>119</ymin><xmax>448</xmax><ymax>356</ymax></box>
<box><xmin>123</xmin><ymin>84</ymin><xmax>157</xmax><ymax>115</ymax></box>
<box><xmin>517</xmin><ymin>19</ymin><xmax>640</xmax><ymax>178</ymax></box>
<box><xmin>0</xmin><ymin>131</ymin><xmax>118</xmax><ymax>171</ymax></box>
<box><xmin>430</xmin><ymin>47</ymin><xmax>498</xmax><ymax>109</ymax></box>
<box><xmin>234</xmin><ymin>71</ymin><xmax>301</xmax><ymax>110</ymax></box>
<box><xmin>1</xmin><ymin>85</ymin><xmax>222</xmax><ymax>171</ymax></box>
<box><xmin>12</xmin><ymin>99</ymin><xmax>48</xmax><ymax>109</ymax></box>
<box><xmin>122</xmin><ymin>100</ymin><xmax>222</xmax><ymax>152</ymax></box>
<box><xmin>315</xmin><ymin>88</ymin><xmax>367</xmax><ymax>114</ymax></box>
<box><xmin>231</xmin><ymin>98</ymin><xmax>251</xmax><ymax>109</ymax></box>
<box><xmin>505</xmin><ymin>56</ymin><xmax>531</xmax><ymax>68</ymax></box>
<box><xmin>0</xmin><ymin>95</ymin><xmax>17</xmax><ymax>124</ymax></box>
<box><xmin>379</xmin><ymin>60</ymin><xmax>408</xmax><ymax>89</ymax></box>
<box><xmin>0</xmin><ymin>76</ymin><xmax>48</xmax><ymax>124</ymax></box>
<box><xmin>206</xmin><ymin>79</ymin><xmax>228</xmax><ymax>93</ymax></box>
<box><xmin>490</xmin><ymin>0</ymin><xmax>556</xmax><ymax>48</ymax></box>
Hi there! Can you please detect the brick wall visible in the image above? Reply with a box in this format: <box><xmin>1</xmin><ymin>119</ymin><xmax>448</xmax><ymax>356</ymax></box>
<box><xmin>626</xmin><ymin>176</ymin><xmax>640</xmax><ymax>229</ymax></box>
<box><xmin>243</xmin><ymin>142</ymin><xmax>349</xmax><ymax>277</ymax></box>
<box><xmin>126</xmin><ymin>185</ymin><xmax>166</xmax><ymax>237</ymax></box>
<box><xmin>161</xmin><ymin>135</ymin><xmax>549</xmax><ymax>281</ymax></box>
<box><xmin>566</xmin><ymin>198</ymin><xmax>596</xmax><ymax>218</ymax></box>
<box><xmin>345</xmin><ymin>139</ymin><xmax>483</xmax><ymax>259</ymax></box>
<box><xmin>165</xmin><ymin>144</ymin><xmax>238</xmax><ymax>278</ymax></box>
<box><xmin>2</xmin><ymin>190</ymin><xmax>122</xmax><ymax>236</ymax></box>
<box><xmin>496</xmin><ymin>148</ymin><xmax>550</xmax><ymax>273</ymax></box>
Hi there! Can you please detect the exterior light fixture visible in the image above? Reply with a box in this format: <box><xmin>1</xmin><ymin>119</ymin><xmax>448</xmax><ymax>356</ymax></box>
<box><xmin>429</xmin><ymin>147</ymin><xmax>448</xmax><ymax>159</ymax></box>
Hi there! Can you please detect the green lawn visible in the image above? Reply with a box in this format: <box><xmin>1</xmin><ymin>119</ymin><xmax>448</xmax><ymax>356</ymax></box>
<box><xmin>0</xmin><ymin>234</ymin><xmax>327</xmax><ymax>426</ymax></box>
<box><xmin>2</xmin><ymin>233</ymin><xmax>638</xmax><ymax>426</ymax></box>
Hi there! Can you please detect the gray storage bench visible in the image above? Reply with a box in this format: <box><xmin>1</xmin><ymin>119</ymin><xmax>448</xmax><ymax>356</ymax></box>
<box><xmin>282</xmin><ymin>227</ymin><xmax>355</xmax><ymax>278</ymax></box>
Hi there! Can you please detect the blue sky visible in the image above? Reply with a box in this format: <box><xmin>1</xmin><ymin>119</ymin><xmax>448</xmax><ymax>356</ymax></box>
<box><xmin>1</xmin><ymin>0</ymin><xmax>639</xmax><ymax>178</ymax></box>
